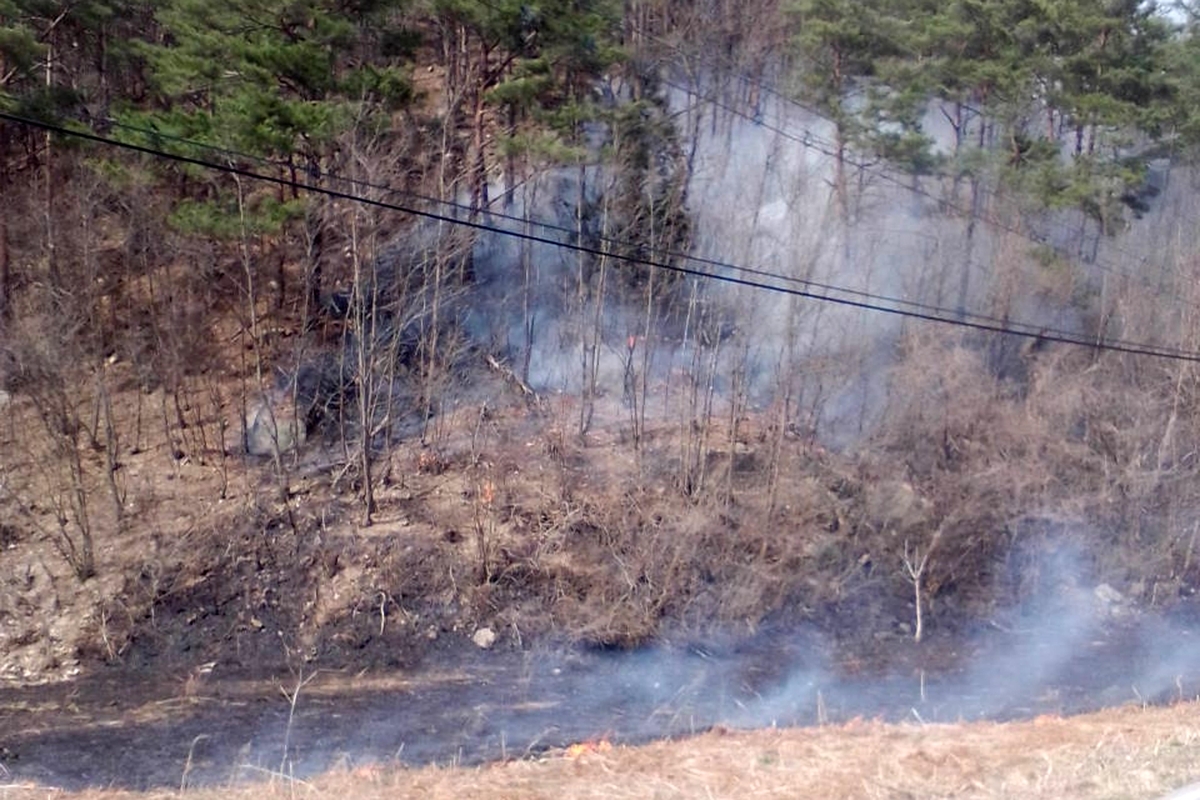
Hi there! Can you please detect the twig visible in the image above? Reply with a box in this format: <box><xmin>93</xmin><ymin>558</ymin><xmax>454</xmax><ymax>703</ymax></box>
<box><xmin>902</xmin><ymin>526</ymin><xmax>944</xmax><ymax>643</ymax></box>
<box><xmin>235</xmin><ymin>764</ymin><xmax>316</xmax><ymax>788</ymax></box>
<box><xmin>181</xmin><ymin>733</ymin><xmax>210</xmax><ymax>791</ymax></box>
<box><xmin>278</xmin><ymin>667</ymin><xmax>320</xmax><ymax>773</ymax></box>
<box><xmin>485</xmin><ymin>353</ymin><xmax>541</xmax><ymax>406</ymax></box>
<box><xmin>378</xmin><ymin>591</ymin><xmax>388</xmax><ymax>636</ymax></box>
<box><xmin>902</xmin><ymin>539</ymin><xmax>930</xmax><ymax>643</ymax></box>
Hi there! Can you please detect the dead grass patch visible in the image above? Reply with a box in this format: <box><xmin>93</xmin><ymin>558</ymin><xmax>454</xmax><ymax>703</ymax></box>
<box><xmin>8</xmin><ymin>701</ymin><xmax>1200</xmax><ymax>800</ymax></box>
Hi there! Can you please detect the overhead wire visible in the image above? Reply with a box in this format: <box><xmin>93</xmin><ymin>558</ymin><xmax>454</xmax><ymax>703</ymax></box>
<box><xmin>98</xmin><ymin>114</ymin><xmax>1138</xmax><ymax>345</ymax></box>
<box><xmin>78</xmin><ymin>11</ymin><xmax>1188</xmax><ymax>339</ymax></box>
<box><xmin>3</xmin><ymin>108</ymin><xmax>1199</xmax><ymax>362</ymax></box>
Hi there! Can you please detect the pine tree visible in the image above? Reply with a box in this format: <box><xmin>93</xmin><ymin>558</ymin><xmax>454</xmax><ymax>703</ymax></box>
<box><xmin>882</xmin><ymin>0</ymin><xmax>1175</xmax><ymax>231</ymax></box>
<box><xmin>124</xmin><ymin>0</ymin><xmax>418</xmax><ymax>305</ymax></box>
<box><xmin>433</xmin><ymin>0</ymin><xmax>622</xmax><ymax>210</ymax></box>
<box><xmin>785</xmin><ymin>0</ymin><xmax>918</xmax><ymax>217</ymax></box>
<box><xmin>0</xmin><ymin>0</ymin><xmax>153</xmax><ymax>321</ymax></box>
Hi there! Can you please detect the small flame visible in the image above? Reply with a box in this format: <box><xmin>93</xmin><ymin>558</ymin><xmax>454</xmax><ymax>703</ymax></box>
<box><xmin>564</xmin><ymin>739</ymin><xmax>612</xmax><ymax>759</ymax></box>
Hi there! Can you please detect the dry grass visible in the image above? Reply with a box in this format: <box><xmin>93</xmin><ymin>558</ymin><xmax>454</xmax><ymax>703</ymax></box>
<box><xmin>8</xmin><ymin>702</ymin><xmax>1200</xmax><ymax>800</ymax></box>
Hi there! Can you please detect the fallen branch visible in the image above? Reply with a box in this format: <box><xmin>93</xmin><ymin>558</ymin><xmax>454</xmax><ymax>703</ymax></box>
<box><xmin>486</xmin><ymin>353</ymin><xmax>541</xmax><ymax>405</ymax></box>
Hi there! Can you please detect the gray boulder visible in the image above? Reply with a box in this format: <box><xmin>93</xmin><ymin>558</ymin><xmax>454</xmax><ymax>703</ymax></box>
<box><xmin>244</xmin><ymin>399</ymin><xmax>306</xmax><ymax>457</ymax></box>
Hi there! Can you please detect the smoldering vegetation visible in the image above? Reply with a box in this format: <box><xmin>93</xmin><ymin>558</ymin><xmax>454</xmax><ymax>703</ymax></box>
<box><xmin>259</xmin><ymin>73</ymin><xmax>1200</xmax><ymax>629</ymax></box>
<box><xmin>7</xmin><ymin>20</ymin><xmax>1200</xmax><ymax>792</ymax></box>
<box><xmin>9</xmin><ymin>555</ymin><xmax>1200</xmax><ymax>791</ymax></box>
<box><xmin>7</xmin><ymin>72</ymin><xmax>1200</xmax><ymax>664</ymax></box>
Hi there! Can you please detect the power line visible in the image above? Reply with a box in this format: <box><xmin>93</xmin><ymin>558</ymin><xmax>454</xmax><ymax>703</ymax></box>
<box><xmin>99</xmin><ymin>114</ymin><xmax>1133</xmax><ymax>344</ymax></box>
<box><xmin>4</xmin><ymin>108</ymin><xmax>1199</xmax><ymax>363</ymax></box>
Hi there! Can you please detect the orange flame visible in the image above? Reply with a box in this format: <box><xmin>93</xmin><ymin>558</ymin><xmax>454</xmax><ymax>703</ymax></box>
<box><xmin>564</xmin><ymin>739</ymin><xmax>612</xmax><ymax>759</ymax></box>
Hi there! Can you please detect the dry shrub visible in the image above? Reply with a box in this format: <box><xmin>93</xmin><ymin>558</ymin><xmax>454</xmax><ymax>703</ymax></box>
<box><xmin>472</xmin><ymin>443</ymin><xmax>878</xmax><ymax>647</ymax></box>
<box><xmin>861</xmin><ymin>316</ymin><xmax>1200</xmax><ymax>620</ymax></box>
<box><xmin>865</xmin><ymin>330</ymin><xmax>1094</xmax><ymax>620</ymax></box>
<box><xmin>1024</xmin><ymin>343</ymin><xmax>1200</xmax><ymax>597</ymax></box>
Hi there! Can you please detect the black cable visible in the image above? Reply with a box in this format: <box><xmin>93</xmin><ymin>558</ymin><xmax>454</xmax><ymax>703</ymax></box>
<box><xmin>100</xmin><ymin>114</ymin><xmax>1131</xmax><ymax>341</ymax></box>
<box><xmin>4</xmin><ymin>108</ymin><xmax>1199</xmax><ymax>362</ymax></box>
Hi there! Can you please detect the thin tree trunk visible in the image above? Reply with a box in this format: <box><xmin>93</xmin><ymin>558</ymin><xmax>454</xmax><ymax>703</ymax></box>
<box><xmin>349</xmin><ymin>187</ymin><xmax>375</xmax><ymax>526</ymax></box>
<box><xmin>958</xmin><ymin>177</ymin><xmax>983</xmax><ymax>319</ymax></box>
<box><xmin>44</xmin><ymin>40</ymin><xmax>58</xmax><ymax>291</ymax></box>
<box><xmin>0</xmin><ymin>178</ymin><xmax>9</xmax><ymax>324</ymax></box>
<box><xmin>521</xmin><ymin>182</ymin><xmax>537</xmax><ymax>385</ymax></box>
<box><xmin>97</xmin><ymin>367</ymin><xmax>125</xmax><ymax>533</ymax></box>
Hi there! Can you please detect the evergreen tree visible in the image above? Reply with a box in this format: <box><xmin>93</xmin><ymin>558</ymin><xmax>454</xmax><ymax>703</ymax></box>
<box><xmin>785</xmin><ymin>0</ymin><xmax>921</xmax><ymax>216</ymax></box>
<box><xmin>123</xmin><ymin>0</ymin><xmax>418</xmax><ymax>306</ymax></box>
<box><xmin>0</xmin><ymin>0</ymin><xmax>153</xmax><ymax>321</ymax></box>
<box><xmin>878</xmin><ymin>0</ymin><xmax>1175</xmax><ymax>231</ymax></box>
<box><xmin>432</xmin><ymin>0</ymin><xmax>622</xmax><ymax>208</ymax></box>
<box><xmin>131</xmin><ymin>0</ymin><xmax>414</xmax><ymax>172</ymax></box>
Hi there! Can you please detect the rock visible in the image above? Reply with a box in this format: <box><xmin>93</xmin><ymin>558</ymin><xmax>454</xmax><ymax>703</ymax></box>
<box><xmin>1093</xmin><ymin>583</ymin><xmax>1130</xmax><ymax>619</ymax></box>
<box><xmin>1094</xmin><ymin>582</ymin><xmax>1124</xmax><ymax>605</ymax></box>
<box><xmin>1159</xmin><ymin>780</ymin><xmax>1200</xmax><ymax>800</ymax></box>
<box><xmin>472</xmin><ymin>627</ymin><xmax>497</xmax><ymax>650</ymax></box>
<box><xmin>244</xmin><ymin>400</ymin><xmax>306</xmax><ymax>457</ymax></box>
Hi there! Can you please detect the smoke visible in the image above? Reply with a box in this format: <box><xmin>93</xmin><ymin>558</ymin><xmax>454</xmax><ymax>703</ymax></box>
<box><xmin>11</xmin><ymin>531</ymin><xmax>1200</xmax><ymax>793</ymax></box>
<box><xmin>233</xmin><ymin>578</ymin><xmax>1200</xmax><ymax>776</ymax></box>
<box><xmin>168</xmin><ymin>63</ymin><xmax>1200</xmax><ymax>796</ymax></box>
<box><xmin>277</xmin><ymin>65</ymin><xmax>1198</xmax><ymax>453</ymax></box>
<box><xmin>438</xmin><ymin>76</ymin><xmax>1071</xmax><ymax>445</ymax></box>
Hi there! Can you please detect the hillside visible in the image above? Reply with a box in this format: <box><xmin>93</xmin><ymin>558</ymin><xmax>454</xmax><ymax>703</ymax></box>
<box><xmin>5</xmin><ymin>0</ymin><xmax>1200</xmax><ymax>793</ymax></box>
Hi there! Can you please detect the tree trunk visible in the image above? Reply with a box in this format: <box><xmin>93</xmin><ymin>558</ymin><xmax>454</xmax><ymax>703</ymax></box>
<box><xmin>958</xmin><ymin>177</ymin><xmax>983</xmax><ymax>319</ymax></box>
<box><xmin>470</xmin><ymin>41</ymin><xmax>490</xmax><ymax>215</ymax></box>
<box><xmin>0</xmin><ymin>180</ymin><xmax>9</xmax><ymax>324</ymax></box>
